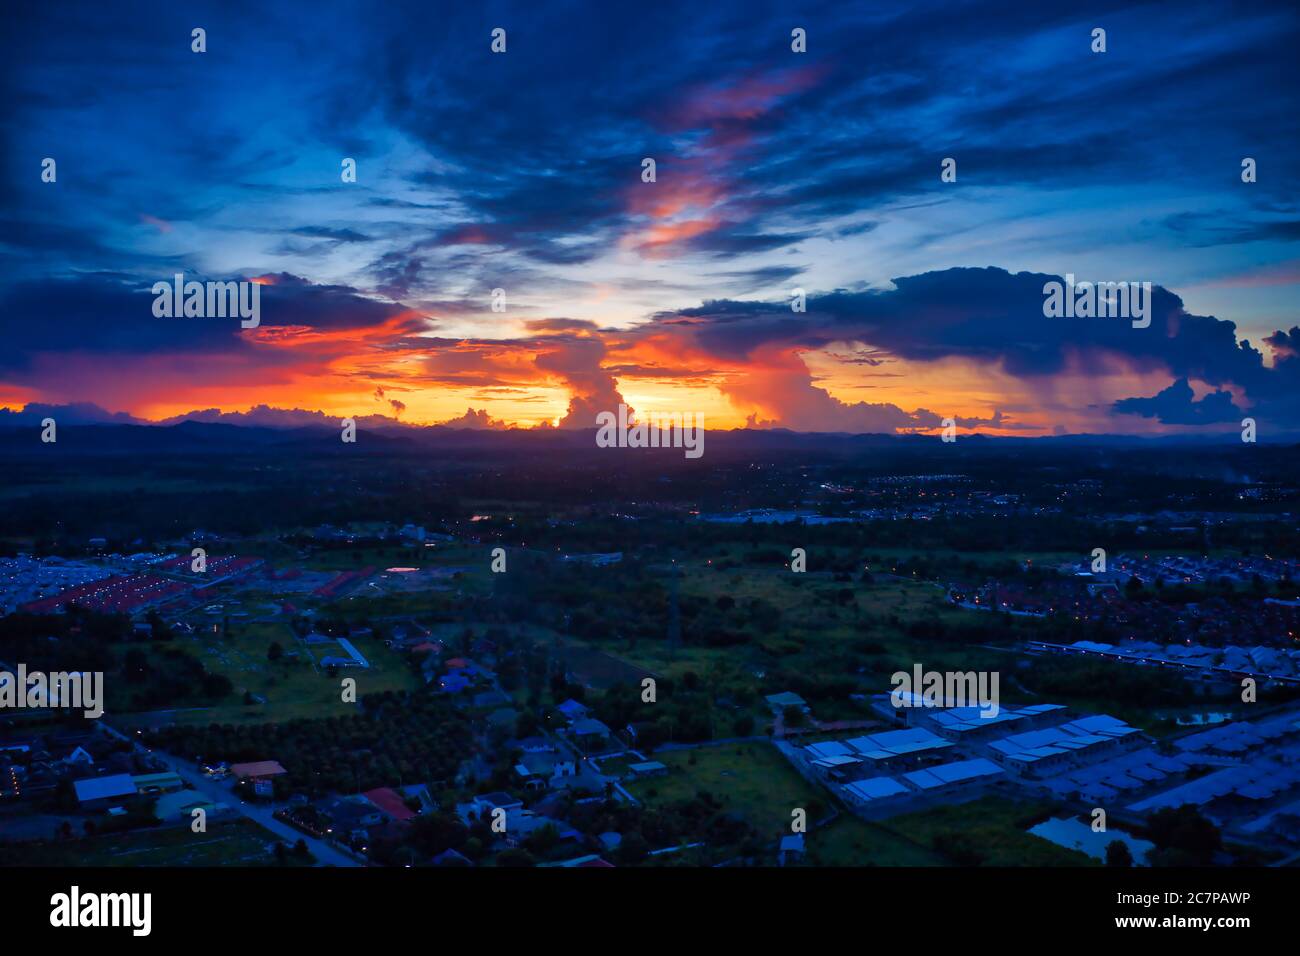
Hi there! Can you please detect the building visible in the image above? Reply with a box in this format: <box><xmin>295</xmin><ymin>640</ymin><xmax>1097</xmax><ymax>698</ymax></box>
<box><xmin>765</xmin><ymin>692</ymin><xmax>810</xmax><ymax>715</ymax></box>
<box><xmin>131</xmin><ymin>771</ymin><xmax>185</xmax><ymax>794</ymax></box>
<box><xmin>986</xmin><ymin>715</ymin><xmax>1143</xmax><ymax>778</ymax></box>
<box><xmin>569</xmin><ymin>718</ymin><xmax>613</xmax><ymax>751</ymax></box>
<box><xmin>74</xmin><ymin>773</ymin><xmax>138</xmax><ymax>809</ymax></box>
<box><xmin>627</xmin><ymin>760</ymin><xmax>667</xmax><ymax>779</ymax></box>
<box><xmin>468</xmin><ymin>792</ymin><xmax>523</xmax><ymax>820</ymax></box>
<box><xmin>841</xmin><ymin>775</ymin><xmax>910</xmax><ymax>810</ymax></box>
<box><xmin>515</xmin><ymin>751</ymin><xmax>578</xmax><ymax>790</ymax></box>
<box><xmin>901</xmin><ymin>758</ymin><xmax>1004</xmax><ymax>795</ymax></box>
<box><xmin>363</xmin><ymin>787</ymin><xmax>417</xmax><ymax>822</ymax></box>
<box><xmin>229</xmin><ymin>760</ymin><xmax>288</xmax><ymax>782</ymax></box>
<box><xmin>153</xmin><ymin>789</ymin><xmax>224</xmax><ymax>821</ymax></box>
<box><xmin>556</xmin><ymin>698</ymin><xmax>589</xmax><ymax>722</ymax></box>
<box><xmin>911</xmin><ymin>702</ymin><xmax>1068</xmax><ymax>741</ymax></box>
<box><xmin>322</xmin><ymin>796</ymin><xmax>387</xmax><ymax>844</ymax></box>
<box><xmin>842</xmin><ymin>727</ymin><xmax>953</xmax><ymax>769</ymax></box>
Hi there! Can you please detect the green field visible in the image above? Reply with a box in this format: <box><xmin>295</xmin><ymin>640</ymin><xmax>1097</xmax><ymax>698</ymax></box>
<box><xmin>626</xmin><ymin>741</ymin><xmax>825</xmax><ymax>835</ymax></box>
<box><xmin>809</xmin><ymin>815</ymin><xmax>944</xmax><ymax>866</ymax></box>
<box><xmin>880</xmin><ymin>796</ymin><xmax>1096</xmax><ymax>866</ymax></box>
<box><xmin>121</xmin><ymin>619</ymin><xmax>425</xmax><ymax>727</ymax></box>
<box><xmin>1</xmin><ymin>819</ymin><xmax>300</xmax><ymax>866</ymax></box>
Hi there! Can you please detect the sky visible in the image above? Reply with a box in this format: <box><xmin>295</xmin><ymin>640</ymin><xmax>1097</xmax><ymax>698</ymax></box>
<box><xmin>1</xmin><ymin>0</ymin><xmax>1298</xmax><ymax>435</ymax></box>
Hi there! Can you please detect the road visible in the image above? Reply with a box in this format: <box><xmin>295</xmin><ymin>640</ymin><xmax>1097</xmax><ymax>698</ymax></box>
<box><xmin>102</xmin><ymin>722</ymin><xmax>362</xmax><ymax>867</ymax></box>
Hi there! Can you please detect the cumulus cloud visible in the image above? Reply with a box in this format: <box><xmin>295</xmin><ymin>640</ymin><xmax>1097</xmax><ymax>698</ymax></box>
<box><xmin>0</xmin><ymin>402</ymin><xmax>147</xmax><ymax>426</ymax></box>
<box><xmin>1113</xmin><ymin>378</ymin><xmax>1243</xmax><ymax>425</ymax></box>
<box><xmin>5</xmin><ymin>266</ymin><xmax>1299</xmax><ymax>435</ymax></box>
<box><xmin>437</xmin><ymin>407</ymin><xmax>509</xmax><ymax>429</ymax></box>
<box><xmin>531</xmin><ymin>332</ymin><xmax>629</xmax><ymax>429</ymax></box>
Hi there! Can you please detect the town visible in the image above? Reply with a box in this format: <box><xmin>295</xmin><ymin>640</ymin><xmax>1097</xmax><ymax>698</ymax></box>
<box><xmin>2</xmin><ymin>432</ymin><xmax>1296</xmax><ymax>869</ymax></box>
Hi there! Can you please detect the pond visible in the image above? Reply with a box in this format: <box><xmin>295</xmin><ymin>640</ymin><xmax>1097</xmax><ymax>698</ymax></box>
<box><xmin>1028</xmin><ymin>815</ymin><xmax>1154</xmax><ymax>864</ymax></box>
<box><xmin>1164</xmin><ymin>711</ymin><xmax>1235</xmax><ymax>726</ymax></box>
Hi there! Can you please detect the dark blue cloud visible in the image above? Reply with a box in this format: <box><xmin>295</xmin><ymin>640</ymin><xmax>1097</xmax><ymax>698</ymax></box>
<box><xmin>1113</xmin><ymin>377</ymin><xmax>1243</xmax><ymax>424</ymax></box>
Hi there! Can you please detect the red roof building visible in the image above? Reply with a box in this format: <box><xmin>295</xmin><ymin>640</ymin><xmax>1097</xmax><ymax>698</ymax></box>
<box><xmin>363</xmin><ymin>787</ymin><xmax>416</xmax><ymax>822</ymax></box>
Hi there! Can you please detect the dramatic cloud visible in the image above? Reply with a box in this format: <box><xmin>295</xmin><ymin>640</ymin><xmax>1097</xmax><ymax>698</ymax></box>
<box><xmin>2</xmin><ymin>1</ymin><xmax>1297</xmax><ymax>434</ymax></box>
<box><xmin>437</xmin><ymin>407</ymin><xmax>509</xmax><ymax>429</ymax></box>
<box><xmin>1113</xmin><ymin>378</ymin><xmax>1243</xmax><ymax>425</ymax></box>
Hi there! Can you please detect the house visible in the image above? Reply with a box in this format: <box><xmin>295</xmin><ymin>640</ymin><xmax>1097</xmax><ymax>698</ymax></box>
<box><xmin>364</xmin><ymin>787</ymin><xmax>417</xmax><ymax>822</ymax></box>
<box><xmin>74</xmin><ymin>773</ymin><xmax>138</xmax><ymax>809</ymax></box>
<box><xmin>229</xmin><ymin>760</ymin><xmax>288</xmax><ymax>782</ymax></box>
<box><xmin>570</xmin><ymin>718</ymin><xmax>611</xmax><ymax>740</ymax></box>
<box><xmin>515</xmin><ymin>763</ymin><xmax>547</xmax><ymax>792</ymax></box>
<box><xmin>62</xmin><ymin>745</ymin><xmax>95</xmax><ymax>767</ymax></box>
<box><xmin>472</xmin><ymin>689</ymin><xmax>510</xmax><ymax>709</ymax></box>
<box><xmin>765</xmin><ymin>692</ymin><xmax>810</xmax><ymax>715</ymax></box>
<box><xmin>322</xmin><ymin>796</ymin><xmax>387</xmax><ymax>843</ymax></box>
<box><xmin>503</xmin><ymin>809</ymin><xmax>574</xmax><ymax>842</ymax></box>
<box><xmin>432</xmin><ymin>847</ymin><xmax>472</xmax><ymax>867</ymax></box>
<box><xmin>515</xmin><ymin>751</ymin><xmax>578</xmax><ymax>790</ymax></box>
<box><xmin>435</xmin><ymin>672</ymin><xmax>471</xmax><ymax>695</ymax></box>
<box><xmin>468</xmin><ymin>792</ymin><xmax>523</xmax><ymax>820</ymax></box>
<box><xmin>556</xmin><ymin>699</ymin><xmax>590</xmax><ymax>722</ymax></box>
<box><xmin>628</xmin><ymin>761</ymin><xmax>667</xmax><ymax>779</ymax></box>
<box><xmin>398</xmin><ymin>783</ymin><xmax>436</xmax><ymax>813</ymax></box>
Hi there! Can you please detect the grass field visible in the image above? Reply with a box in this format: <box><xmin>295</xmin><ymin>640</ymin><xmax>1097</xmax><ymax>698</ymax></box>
<box><xmin>809</xmin><ymin>815</ymin><xmax>944</xmax><ymax>866</ymax></box>
<box><xmin>121</xmin><ymin>619</ymin><xmax>424</xmax><ymax>727</ymax></box>
<box><xmin>626</xmin><ymin>741</ymin><xmax>825</xmax><ymax>835</ymax></box>
<box><xmin>880</xmin><ymin>796</ymin><xmax>1096</xmax><ymax>866</ymax></box>
<box><xmin>2</xmin><ymin>819</ymin><xmax>298</xmax><ymax>866</ymax></box>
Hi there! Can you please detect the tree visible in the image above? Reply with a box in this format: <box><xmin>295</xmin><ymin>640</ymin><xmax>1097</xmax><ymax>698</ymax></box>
<box><xmin>1105</xmin><ymin>840</ymin><xmax>1134</xmax><ymax>867</ymax></box>
<box><xmin>931</xmin><ymin>831</ymin><xmax>985</xmax><ymax>866</ymax></box>
<box><xmin>495</xmin><ymin>847</ymin><xmax>537</xmax><ymax>867</ymax></box>
<box><xmin>1146</xmin><ymin>805</ymin><xmax>1221</xmax><ymax>865</ymax></box>
<box><xmin>617</xmin><ymin>831</ymin><xmax>650</xmax><ymax>865</ymax></box>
